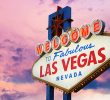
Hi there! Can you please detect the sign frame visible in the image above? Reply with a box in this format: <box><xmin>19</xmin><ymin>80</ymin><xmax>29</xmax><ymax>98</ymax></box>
<box><xmin>32</xmin><ymin>33</ymin><xmax>110</xmax><ymax>93</ymax></box>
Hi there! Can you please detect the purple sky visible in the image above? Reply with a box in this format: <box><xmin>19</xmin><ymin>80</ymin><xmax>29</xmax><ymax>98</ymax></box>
<box><xmin>0</xmin><ymin>0</ymin><xmax>110</xmax><ymax>100</ymax></box>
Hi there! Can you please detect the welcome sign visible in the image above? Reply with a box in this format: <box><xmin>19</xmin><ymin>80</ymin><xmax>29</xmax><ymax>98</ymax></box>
<box><xmin>32</xmin><ymin>19</ymin><xmax>110</xmax><ymax>93</ymax></box>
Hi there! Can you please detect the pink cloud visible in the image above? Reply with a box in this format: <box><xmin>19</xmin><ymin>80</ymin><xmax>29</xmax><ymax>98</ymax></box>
<box><xmin>0</xmin><ymin>81</ymin><xmax>45</xmax><ymax>94</ymax></box>
<box><xmin>17</xmin><ymin>89</ymin><xmax>110</xmax><ymax>100</ymax></box>
<box><xmin>96</xmin><ymin>70</ymin><xmax>110</xmax><ymax>83</ymax></box>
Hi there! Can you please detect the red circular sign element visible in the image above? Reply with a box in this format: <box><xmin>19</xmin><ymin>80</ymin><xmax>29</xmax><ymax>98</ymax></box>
<box><xmin>80</xmin><ymin>24</ymin><xmax>91</xmax><ymax>39</ymax></box>
<box><xmin>52</xmin><ymin>36</ymin><xmax>61</xmax><ymax>50</ymax></box>
<box><xmin>60</xmin><ymin>33</ymin><xmax>70</xmax><ymax>46</ymax></box>
<box><xmin>70</xmin><ymin>28</ymin><xmax>80</xmax><ymax>43</ymax></box>
<box><xmin>44</xmin><ymin>40</ymin><xmax>52</xmax><ymax>53</ymax></box>
<box><xmin>36</xmin><ymin>44</ymin><xmax>44</xmax><ymax>56</ymax></box>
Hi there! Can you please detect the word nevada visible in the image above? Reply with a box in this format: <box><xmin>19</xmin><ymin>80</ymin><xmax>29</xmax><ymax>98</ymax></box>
<box><xmin>36</xmin><ymin>19</ymin><xmax>105</xmax><ymax>55</ymax></box>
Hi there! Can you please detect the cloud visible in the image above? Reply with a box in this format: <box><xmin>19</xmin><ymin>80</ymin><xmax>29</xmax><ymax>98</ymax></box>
<box><xmin>11</xmin><ymin>55</ymin><xmax>22</xmax><ymax>62</ymax></box>
<box><xmin>11</xmin><ymin>69</ymin><xmax>34</xmax><ymax>83</ymax></box>
<box><xmin>67</xmin><ymin>0</ymin><xmax>75</xmax><ymax>4</ymax></box>
<box><xmin>0</xmin><ymin>81</ymin><xmax>45</xmax><ymax>100</ymax></box>
<box><xmin>0</xmin><ymin>81</ymin><xmax>44</xmax><ymax>94</ymax></box>
<box><xmin>88</xmin><ymin>8</ymin><xmax>93</xmax><ymax>11</ymax></box>
<box><xmin>15</xmin><ymin>89</ymin><xmax>110</xmax><ymax>100</ymax></box>
<box><xmin>53</xmin><ymin>0</ymin><xmax>61</xmax><ymax>4</ymax></box>
<box><xmin>84</xmin><ymin>80</ymin><xmax>98</xmax><ymax>90</ymax></box>
<box><xmin>0</xmin><ymin>92</ymin><xmax>27</xmax><ymax>100</ymax></box>
<box><xmin>83</xmin><ymin>69</ymin><xmax>110</xmax><ymax>91</ymax></box>
<box><xmin>96</xmin><ymin>69</ymin><xmax>110</xmax><ymax>83</ymax></box>
<box><xmin>72</xmin><ymin>89</ymin><xmax>110</xmax><ymax>100</ymax></box>
<box><xmin>0</xmin><ymin>33</ymin><xmax>38</xmax><ymax>83</ymax></box>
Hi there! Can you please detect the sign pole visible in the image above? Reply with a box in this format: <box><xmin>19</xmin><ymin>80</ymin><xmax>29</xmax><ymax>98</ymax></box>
<box><xmin>46</xmin><ymin>85</ymin><xmax>54</xmax><ymax>100</ymax></box>
<box><xmin>63</xmin><ymin>92</ymin><xmax>71</xmax><ymax>100</ymax></box>
<box><xmin>62</xmin><ymin>6</ymin><xmax>72</xmax><ymax>100</ymax></box>
<box><xmin>47</xmin><ymin>6</ymin><xmax>72</xmax><ymax>100</ymax></box>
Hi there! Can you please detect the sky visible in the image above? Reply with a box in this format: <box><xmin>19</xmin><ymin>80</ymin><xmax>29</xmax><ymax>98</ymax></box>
<box><xmin>0</xmin><ymin>0</ymin><xmax>110</xmax><ymax>100</ymax></box>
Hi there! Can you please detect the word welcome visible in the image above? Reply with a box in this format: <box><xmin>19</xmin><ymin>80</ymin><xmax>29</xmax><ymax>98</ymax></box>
<box><xmin>36</xmin><ymin>19</ymin><xmax>105</xmax><ymax>55</ymax></box>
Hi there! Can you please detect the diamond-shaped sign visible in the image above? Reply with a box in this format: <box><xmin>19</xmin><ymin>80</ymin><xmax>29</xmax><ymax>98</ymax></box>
<box><xmin>32</xmin><ymin>35</ymin><xmax>110</xmax><ymax>93</ymax></box>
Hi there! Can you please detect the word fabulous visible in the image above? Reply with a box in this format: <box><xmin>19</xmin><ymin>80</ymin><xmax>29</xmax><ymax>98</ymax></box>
<box><xmin>36</xmin><ymin>19</ymin><xmax>105</xmax><ymax>56</ymax></box>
